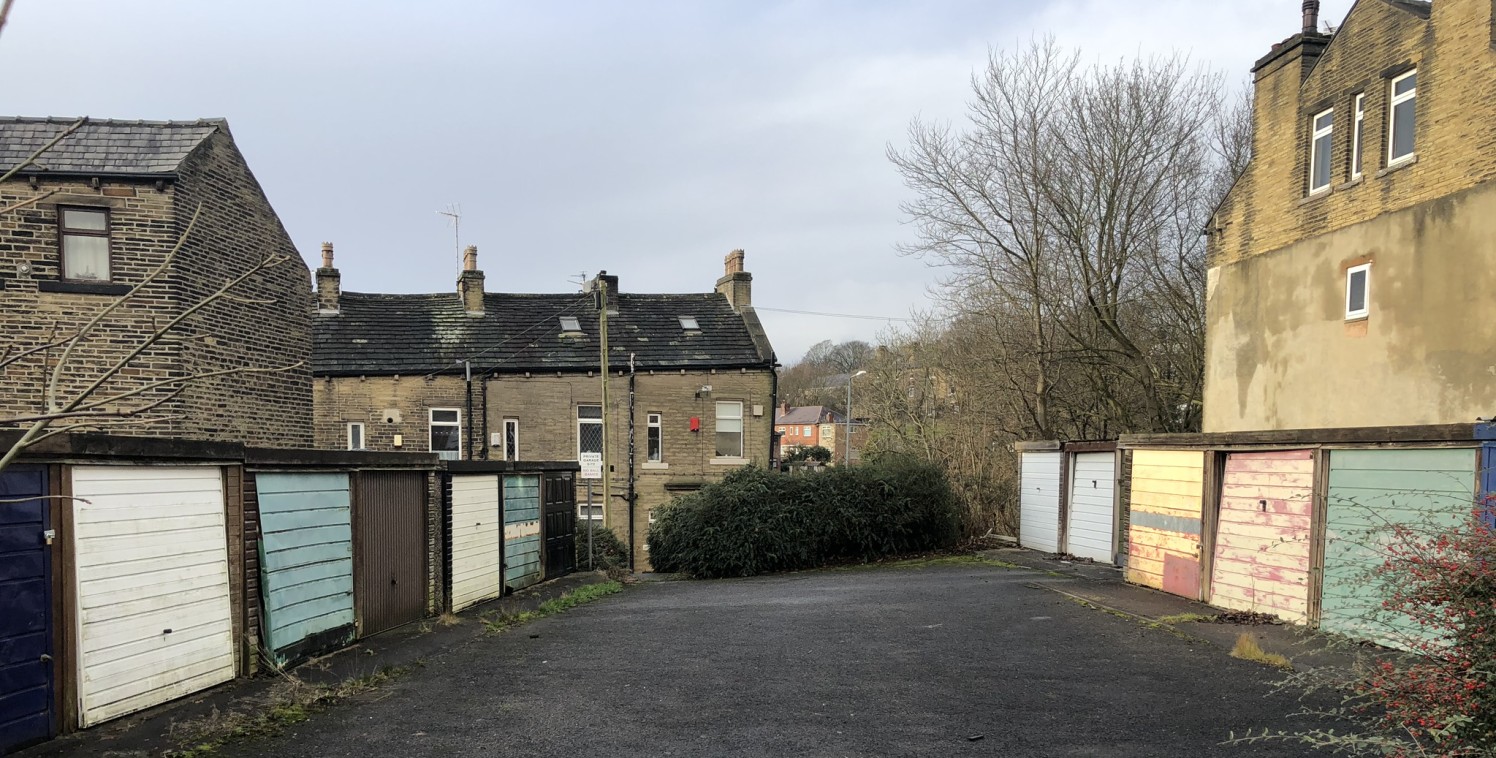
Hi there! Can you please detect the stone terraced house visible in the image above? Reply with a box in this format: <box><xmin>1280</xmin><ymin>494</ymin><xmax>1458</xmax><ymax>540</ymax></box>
<box><xmin>311</xmin><ymin>247</ymin><xmax>778</xmax><ymax>567</ymax></box>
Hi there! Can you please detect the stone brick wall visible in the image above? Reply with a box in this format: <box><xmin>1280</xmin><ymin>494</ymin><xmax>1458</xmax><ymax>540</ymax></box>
<box><xmin>0</xmin><ymin>129</ymin><xmax>313</xmax><ymax>446</ymax></box>
<box><xmin>171</xmin><ymin>130</ymin><xmax>313</xmax><ymax>447</ymax></box>
<box><xmin>1209</xmin><ymin>0</ymin><xmax>1496</xmax><ymax>268</ymax></box>
<box><xmin>315</xmin><ymin>367</ymin><xmax>776</xmax><ymax>567</ymax></box>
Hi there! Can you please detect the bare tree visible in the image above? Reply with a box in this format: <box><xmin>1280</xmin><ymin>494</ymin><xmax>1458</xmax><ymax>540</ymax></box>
<box><xmin>888</xmin><ymin>37</ymin><xmax>1247</xmax><ymax>439</ymax></box>
<box><xmin>869</xmin><ymin>39</ymin><xmax>1250</xmax><ymax>536</ymax></box>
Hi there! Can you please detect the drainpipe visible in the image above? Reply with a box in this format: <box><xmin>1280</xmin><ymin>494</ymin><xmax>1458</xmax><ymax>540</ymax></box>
<box><xmin>480</xmin><ymin>373</ymin><xmax>490</xmax><ymax>460</ymax></box>
<box><xmin>627</xmin><ymin>353</ymin><xmax>637</xmax><ymax>572</ymax></box>
<box><xmin>769</xmin><ymin>357</ymin><xmax>780</xmax><ymax>470</ymax></box>
<box><xmin>464</xmin><ymin>360</ymin><xmax>473</xmax><ymax>461</ymax></box>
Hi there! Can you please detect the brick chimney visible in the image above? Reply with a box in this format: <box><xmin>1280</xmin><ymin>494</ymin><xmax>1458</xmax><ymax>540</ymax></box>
<box><xmin>457</xmin><ymin>245</ymin><xmax>485</xmax><ymax>315</ymax></box>
<box><xmin>315</xmin><ymin>241</ymin><xmax>340</xmax><ymax>314</ymax></box>
<box><xmin>715</xmin><ymin>249</ymin><xmax>752</xmax><ymax>312</ymax></box>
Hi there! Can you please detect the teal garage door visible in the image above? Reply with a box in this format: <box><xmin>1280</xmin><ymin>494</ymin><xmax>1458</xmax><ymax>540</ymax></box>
<box><xmin>1322</xmin><ymin>448</ymin><xmax>1478</xmax><ymax>646</ymax></box>
<box><xmin>257</xmin><ymin>473</ymin><xmax>355</xmax><ymax>666</ymax></box>
<box><xmin>503</xmin><ymin>475</ymin><xmax>543</xmax><ymax>591</ymax></box>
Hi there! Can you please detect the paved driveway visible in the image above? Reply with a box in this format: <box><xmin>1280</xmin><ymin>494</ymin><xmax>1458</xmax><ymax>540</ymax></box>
<box><xmin>227</xmin><ymin>563</ymin><xmax>1324</xmax><ymax>757</ymax></box>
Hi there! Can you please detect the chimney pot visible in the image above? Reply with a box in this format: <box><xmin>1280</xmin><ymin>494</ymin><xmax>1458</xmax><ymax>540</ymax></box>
<box><xmin>457</xmin><ymin>245</ymin><xmax>484</xmax><ymax>315</ymax></box>
<box><xmin>1302</xmin><ymin>0</ymin><xmax>1320</xmax><ymax>34</ymax></box>
<box><xmin>315</xmin><ymin>242</ymin><xmax>340</xmax><ymax>313</ymax></box>
<box><xmin>724</xmin><ymin>249</ymin><xmax>745</xmax><ymax>275</ymax></box>
<box><xmin>716</xmin><ymin>249</ymin><xmax>752</xmax><ymax>311</ymax></box>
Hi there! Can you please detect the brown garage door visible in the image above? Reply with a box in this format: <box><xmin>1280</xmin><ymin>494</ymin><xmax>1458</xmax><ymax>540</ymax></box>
<box><xmin>353</xmin><ymin>471</ymin><xmax>429</xmax><ymax>637</ymax></box>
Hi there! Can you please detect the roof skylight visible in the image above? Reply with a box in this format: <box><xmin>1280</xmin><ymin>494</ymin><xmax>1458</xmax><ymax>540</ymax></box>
<box><xmin>559</xmin><ymin>316</ymin><xmax>582</xmax><ymax>332</ymax></box>
<box><xmin>679</xmin><ymin>316</ymin><xmax>700</xmax><ymax>331</ymax></box>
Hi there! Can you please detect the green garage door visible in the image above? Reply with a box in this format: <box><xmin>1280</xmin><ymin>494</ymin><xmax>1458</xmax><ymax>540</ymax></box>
<box><xmin>1322</xmin><ymin>448</ymin><xmax>1478</xmax><ymax>646</ymax></box>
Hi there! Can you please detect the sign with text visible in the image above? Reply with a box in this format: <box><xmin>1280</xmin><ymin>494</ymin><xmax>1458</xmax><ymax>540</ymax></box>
<box><xmin>579</xmin><ymin>452</ymin><xmax>603</xmax><ymax>480</ymax></box>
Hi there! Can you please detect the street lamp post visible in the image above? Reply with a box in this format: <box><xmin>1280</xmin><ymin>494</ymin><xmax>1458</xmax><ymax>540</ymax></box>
<box><xmin>845</xmin><ymin>370</ymin><xmax>867</xmax><ymax>466</ymax></box>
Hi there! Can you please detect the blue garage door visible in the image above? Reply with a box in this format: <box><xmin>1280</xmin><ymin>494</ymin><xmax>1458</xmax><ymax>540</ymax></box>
<box><xmin>0</xmin><ymin>466</ymin><xmax>53</xmax><ymax>752</ymax></box>
<box><xmin>503</xmin><ymin>475</ymin><xmax>542</xmax><ymax>591</ymax></box>
<box><xmin>257</xmin><ymin>473</ymin><xmax>355</xmax><ymax>667</ymax></box>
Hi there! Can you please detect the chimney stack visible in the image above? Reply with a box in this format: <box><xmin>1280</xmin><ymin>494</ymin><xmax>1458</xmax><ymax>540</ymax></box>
<box><xmin>715</xmin><ymin>249</ymin><xmax>752</xmax><ymax>312</ymax></box>
<box><xmin>316</xmin><ymin>241</ymin><xmax>340</xmax><ymax>314</ymax></box>
<box><xmin>457</xmin><ymin>244</ymin><xmax>485</xmax><ymax>315</ymax></box>
<box><xmin>590</xmin><ymin>271</ymin><xmax>620</xmax><ymax>314</ymax></box>
<box><xmin>1302</xmin><ymin>0</ymin><xmax>1320</xmax><ymax>34</ymax></box>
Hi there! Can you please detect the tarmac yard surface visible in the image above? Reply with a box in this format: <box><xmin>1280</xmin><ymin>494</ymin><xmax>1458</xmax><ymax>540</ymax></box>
<box><xmin>223</xmin><ymin>563</ymin><xmax>1326</xmax><ymax>757</ymax></box>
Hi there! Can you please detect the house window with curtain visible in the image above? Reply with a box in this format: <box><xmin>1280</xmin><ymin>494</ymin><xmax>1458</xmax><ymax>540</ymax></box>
<box><xmin>715</xmin><ymin>401</ymin><xmax>743</xmax><ymax>458</ymax></box>
<box><xmin>429</xmin><ymin>408</ymin><xmax>461</xmax><ymax>460</ymax></box>
<box><xmin>1350</xmin><ymin>93</ymin><xmax>1365</xmax><ymax>179</ymax></box>
<box><xmin>59</xmin><ymin>206</ymin><xmax>112</xmax><ymax>281</ymax></box>
<box><xmin>647</xmin><ymin>413</ymin><xmax>663</xmax><ymax>462</ymax></box>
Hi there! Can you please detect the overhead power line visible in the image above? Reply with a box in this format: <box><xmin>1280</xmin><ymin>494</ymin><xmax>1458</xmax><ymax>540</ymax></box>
<box><xmin>754</xmin><ymin>306</ymin><xmax>914</xmax><ymax>323</ymax></box>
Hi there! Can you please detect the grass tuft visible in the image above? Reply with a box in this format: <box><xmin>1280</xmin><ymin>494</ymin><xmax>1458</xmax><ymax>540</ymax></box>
<box><xmin>1229</xmin><ymin>632</ymin><xmax>1293</xmax><ymax>670</ymax></box>
<box><xmin>1157</xmin><ymin>612</ymin><xmax>1216</xmax><ymax>625</ymax></box>
<box><xmin>164</xmin><ymin>665</ymin><xmax>409</xmax><ymax>757</ymax></box>
<box><xmin>481</xmin><ymin>581</ymin><xmax>624</xmax><ymax>635</ymax></box>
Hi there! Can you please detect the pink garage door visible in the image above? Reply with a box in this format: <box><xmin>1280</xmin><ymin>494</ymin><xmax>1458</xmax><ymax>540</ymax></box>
<box><xmin>1209</xmin><ymin>450</ymin><xmax>1315</xmax><ymax>623</ymax></box>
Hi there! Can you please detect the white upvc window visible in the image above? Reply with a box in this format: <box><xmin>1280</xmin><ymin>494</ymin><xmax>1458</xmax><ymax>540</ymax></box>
<box><xmin>503</xmin><ymin>418</ymin><xmax>520</xmax><ymax>461</ymax></box>
<box><xmin>1309</xmin><ymin>108</ymin><xmax>1334</xmax><ymax>194</ymax></box>
<box><xmin>1388</xmin><ymin>70</ymin><xmax>1417</xmax><ymax>165</ymax></box>
<box><xmin>429</xmin><ymin>408</ymin><xmax>461</xmax><ymax>460</ymax></box>
<box><xmin>1350</xmin><ymin>93</ymin><xmax>1365</xmax><ymax>179</ymax></box>
<box><xmin>577</xmin><ymin>404</ymin><xmax>603</xmax><ymax>460</ymax></box>
<box><xmin>715</xmin><ymin>401</ymin><xmax>744</xmax><ymax>458</ymax></box>
<box><xmin>1346</xmin><ymin>263</ymin><xmax>1371</xmax><ymax>320</ymax></box>
<box><xmin>803</xmin><ymin>426</ymin><xmax>812</xmax><ymax>437</ymax></box>
<box><xmin>646</xmin><ymin>413</ymin><xmax>663</xmax><ymax>463</ymax></box>
<box><xmin>347</xmin><ymin>422</ymin><xmax>365</xmax><ymax>451</ymax></box>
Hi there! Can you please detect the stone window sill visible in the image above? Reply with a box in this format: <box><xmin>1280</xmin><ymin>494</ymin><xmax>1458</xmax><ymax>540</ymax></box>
<box><xmin>1376</xmin><ymin>154</ymin><xmax>1418</xmax><ymax>178</ymax></box>
<box><xmin>1297</xmin><ymin>188</ymin><xmax>1332</xmax><ymax>206</ymax></box>
<box><xmin>36</xmin><ymin>280</ymin><xmax>131</xmax><ymax>296</ymax></box>
<box><xmin>710</xmin><ymin>457</ymin><xmax>750</xmax><ymax>466</ymax></box>
<box><xmin>641</xmin><ymin>462</ymin><xmax>669</xmax><ymax>471</ymax></box>
<box><xmin>1337</xmin><ymin>177</ymin><xmax>1364</xmax><ymax>190</ymax></box>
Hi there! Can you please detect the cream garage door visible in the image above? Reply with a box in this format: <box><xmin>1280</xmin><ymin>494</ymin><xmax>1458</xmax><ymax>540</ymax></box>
<box><xmin>1019</xmin><ymin>452</ymin><xmax>1062</xmax><ymax>553</ymax></box>
<box><xmin>450</xmin><ymin>474</ymin><xmax>501</xmax><ymax>612</ymax></box>
<box><xmin>1066</xmin><ymin>452</ymin><xmax>1117</xmax><ymax>564</ymax></box>
<box><xmin>71</xmin><ymin>466</ymin><xmax>234</xmax><ymax>727</ymax></box>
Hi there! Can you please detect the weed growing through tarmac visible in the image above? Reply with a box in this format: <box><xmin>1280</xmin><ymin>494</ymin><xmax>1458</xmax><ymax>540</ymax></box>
<box><xmin>1230</xmin><ymin>633</ymin><xmax>1293</xmax><ymax>670</ymax></box>
<box><xmin>1157</xmin><ymin>612</ymin><xmax>1217</xmax><ymax>625</ymax></box>
<box><xmin>165</xmin><ymin>665</ymin><xmax>411</xmax><ymax>757</ymax></box>
<box><xmin>480</xmin><ymin>581</ymin><xmax>625</xmax><ymax>635</ymax></box>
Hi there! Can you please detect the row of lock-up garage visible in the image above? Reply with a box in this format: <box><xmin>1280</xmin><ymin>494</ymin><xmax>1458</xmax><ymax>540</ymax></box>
<box><xmin>1016</xmin><ymin>424</ymin><xmax>1496</xmax><ymax>648</ymax></box>
<box><xmin>0</xmin><ymin>433</ymin><xmax>580</xmax><ymax>754</ymax></box>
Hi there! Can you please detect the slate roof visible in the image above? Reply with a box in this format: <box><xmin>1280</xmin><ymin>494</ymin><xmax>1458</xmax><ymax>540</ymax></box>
<box><xmin>313</xmin><ymin>291</ymin><xmax>772</xmax><ymax>376</ymax></box>
<box><xmin>775</xmin><ymin>406</ymin><xmax>842</xmax><ymax>425</ymax></box>
<box><xmin>0</xmin><ymin>117</ymin><xmax>222</xmax><ymax>176</ymax></box>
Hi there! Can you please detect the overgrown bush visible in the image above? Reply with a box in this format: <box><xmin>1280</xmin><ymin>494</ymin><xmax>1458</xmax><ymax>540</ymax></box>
<box><xmin>1233</xmin><ymin>500</ymin><xmax>1496</xmax><ymax>756</ymax></box>
<box><xmin>576</xmin><ymin>521</ymin><xmax>629</xmax><ymax>577</ymax></box>
<box><xmin>646</xmin><ymin>454</ymin><xmax>961</xmax><ymax>578</ymax></box>
<box><xmin>782</xmin><ymin>445</ymin><xmax>832</xmax><ymax>466</ymax></box>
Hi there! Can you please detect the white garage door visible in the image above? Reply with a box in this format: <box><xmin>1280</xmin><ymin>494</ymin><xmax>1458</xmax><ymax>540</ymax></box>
<box><xmin>71</xmin><ymin>466</ymin><xmax>234</xmax><ymax>727</ymax></box>
<box><xmin>450</xmin><ymin>474</ymin><xmax>501</xmax><ymax>612</ymax></box>
<box><xmin>1019</xmin><ymin>452</ymin><xmax>1062</xmax><ymax>553</ymax></box>
<box><xmin>1065</xmin><ymin>452</ymin><xmax>1117</xmax><ymax>564</ymax></box>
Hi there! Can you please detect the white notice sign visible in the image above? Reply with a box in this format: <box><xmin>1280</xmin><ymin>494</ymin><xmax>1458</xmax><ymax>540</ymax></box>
<box><xmin>579</xmin><ymin>452</ymin><xmax>603</xmax><ymax>480</ymax></box>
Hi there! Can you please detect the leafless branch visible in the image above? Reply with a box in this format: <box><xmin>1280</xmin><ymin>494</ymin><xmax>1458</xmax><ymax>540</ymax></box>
<box><xmin>0</xmin><ymin>188</ymin><xmax>58</xmax><ymax>216</ymax></box>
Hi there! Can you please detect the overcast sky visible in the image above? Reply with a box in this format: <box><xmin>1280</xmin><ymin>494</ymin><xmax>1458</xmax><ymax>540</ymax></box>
<box><xmin>1</xmin><ymin>0</ymin><xmax>1352</xmax><ymax>363</ymax></box>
